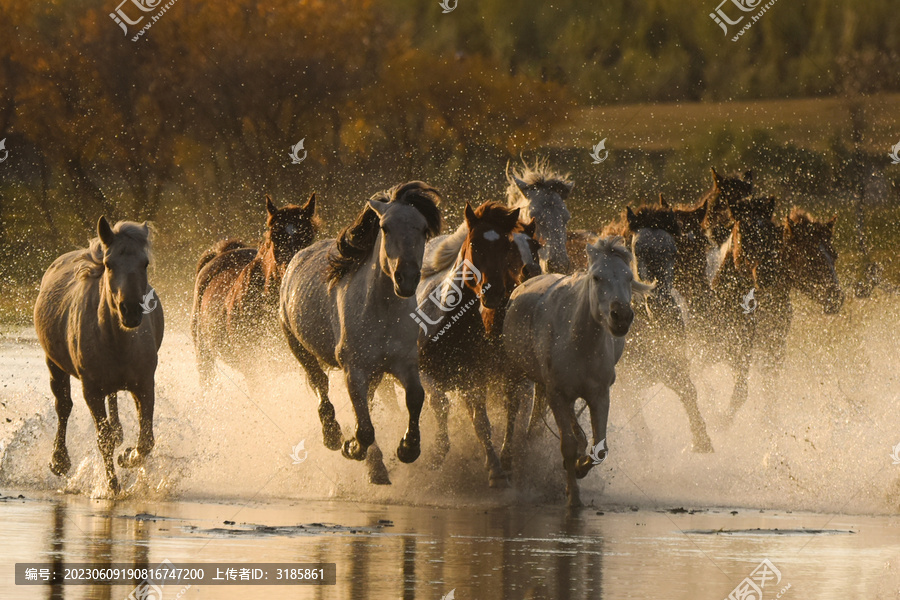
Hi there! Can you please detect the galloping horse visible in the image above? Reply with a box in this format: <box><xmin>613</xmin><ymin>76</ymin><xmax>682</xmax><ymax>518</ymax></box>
<box><xmin>34</xmin><ymin>218</ymin><xmax>164</xmax><ymax>493</ymax></box>
<box><xmin>603</xmin><ymin>202</ymin><xmax>714</xmax><ymax>452</ymax></box>
<box><xmin>506</xmin><ymin>160</ymin><xmax>574</xmax><ymax>274</ymax></box>
<box><xmin>191</xmin><ymin>194</ymin><xmax>318</xmax><ymax>387</ymax></box>
<box><xmin>415</xmin><ymin>201</ymin><xmax>535</xmax><ymax>486</ymax></box>
<box><xmin>703</xmin><ymin>168</ymin><xmax>754</xmax><ymax>247</ymax></box>
<box><xmin>503</xmin><ymin>236</ymin><xmax>651</xmax><ymax>506</ymax></box>
<box><xmin>279</xmin><ymin>182</ymin><xmax>442</xmax><ymax>483</ymax></box>
<box><xmin>783</xmin><ymin>208</ymin><xmax>843</xmax><ymax>313</ymax></box>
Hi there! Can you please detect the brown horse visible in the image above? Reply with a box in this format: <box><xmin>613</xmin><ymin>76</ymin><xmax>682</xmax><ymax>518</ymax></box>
<box><xmin>601</xmin><ymin>202</ymin><xmax>714</xmax><ymax>452</ymax></box>
<box><xmin>703</xmin><ymin>168</ymin><xmax>754</xmax><ymax>246</ymax></box>
<box><xmin>191</xmin><ymin>193</ymin><xmax>317</xmax><ymax>387</ymax></box>
<box><xmin>415</xmin><ymin>201</ymin><xmax>537</xmax><ymax>485</ymax></box>
<box><xmin>34</xmin><ymin>218</ymin><xmax>164</xmax><ymax>493</ymax></box>
<box><xmin>783</xmin><ymin>208</ymin><xmax>843</xmax><ymax>313</ymax></box>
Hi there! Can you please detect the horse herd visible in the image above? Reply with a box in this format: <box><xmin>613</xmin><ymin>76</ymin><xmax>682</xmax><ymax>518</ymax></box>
<box><xmin>32</xmin><ymin>162</ymin><xmax>843</xmax><ymax>505</ymax></box>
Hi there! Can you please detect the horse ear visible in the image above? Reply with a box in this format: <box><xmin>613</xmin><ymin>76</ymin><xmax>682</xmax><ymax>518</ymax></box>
<box><xmin>301</xmin><ymin>192</ymin><xmax>316</xmax><ymax>218</ymax></box>
<box><xmin>585</xmin><ymin>243</ymin><xmax>599</xmax><ymax>265</ymax></box>
<box><xmin>765</xmin><ymin>197</ymin><xmax>776</xmax><ymax>217</ymax></box>
<box><xmin>827</xmin><ymin>215</ymin><xmax>837</xmax><ymax>232</ymax></box>
<box><xmin>141</xmin><ymin>221</ymin><xmax>150</xmax><ymax>235</ymax></box>
<box><xmin>626</xmin><ymin>206</ymin><xmax>638</xmax><ymax>229</ymax></box>
<box><xmin>743</xmin><ymin>169</ymin><xmax>753</xmax><ymax>185</ymax></box>
<box><xmin>265</xmin><ymin>195</ymin><xmax>277</xmax><ymax>217</ymax></box>
<box><xmin>659</xmin><ymin>194</ymin><xmax>670</xmax><ymax>208</ymax></box>
<box><xmin>557</xmin><ymin>180</ymin><xmax>574</xmax><ymax>199</ymax></box>
<box><xmin>523</xmin><ymin>217</ymin><xmax>537</xmax><ymax>238</ymax></box>
<box><xmin>98</xmin><ymin>216</ymin><xmax>114</xmax><ymax>247</ymax></box>
<box><xmin>367</xmin><ymin>199</ymin><xmax>389</xmax><ymax>218</ymax></box>
<box><xmin>695</xmin><ymin>198</ymin><xmax>709</xmax><ymax>217</ymax></box>
<box><xmin>464</xmin><ymin>203</ymin><xmax>478</xmax><ymax>229</ymax></box>
<box><xmin>711</xmin><ymin>167</ymin><xmax>722</xmax><ymax>188</ymax></box>
<box><xmin>506</xmin><ymin>207</ymin><xmax>521</xmax><ymax>229</ymax></box>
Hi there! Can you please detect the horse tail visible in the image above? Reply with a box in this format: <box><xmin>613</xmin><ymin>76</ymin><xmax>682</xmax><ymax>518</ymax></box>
<box><xmin>196</xmin><ymin>238</ymin><xmax>247</xmax><ymax>274</ymax></box>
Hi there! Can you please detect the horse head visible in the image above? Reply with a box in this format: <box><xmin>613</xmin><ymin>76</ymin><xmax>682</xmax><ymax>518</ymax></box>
<box><xmin>585</xmin><ymin>236</ymin><xmax>653</xmax><ymax>337</ymax></box>
<box><xmin>265</xmin><ymin>192</ymin><xmax>318</xmax><ymax>267</ymax></box>
<box><xmin>459</xmin><ymin>202</ymin><xmax>527</xmax><ymax>310</ymax></box>
<box><xmin>368</xmin><ymin>182</ymin><xmax>442</xmax><ymax>298</ymax></box>
<box><xmin>506</xmin><ymin>160</ymin><xmax>573</xmax><ymax>274</ymax></box>
<box><xmin>727</xmin><ymin>196</ymin><xmax>782</xmax><ymax>290</ymax></box>
<box><xmin>97</xmin><ymin>216</ymin><xmax>153</xmax><ymax>329</ymax></box>
<box><xmin>703</xmin><ymin>167</ymin><xmax>754</xmax><ymax>245</ymax></box>
<box><xmin>784</xmin><ymin>208</ymin><xmax>843</xmax><ymax>314</ymax></box>
<box><xmin>625</xmin><ymin>202</ymin><xmax>681</xmax><ymax>325</ymax></box>
<box><xmin>513</xmin><ymin>217</ymin><xmax>543</xmax><ymax>282</ymax></box>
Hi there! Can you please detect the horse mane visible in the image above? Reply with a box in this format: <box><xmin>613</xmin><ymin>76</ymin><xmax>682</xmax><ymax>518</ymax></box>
<box><xmin>327</xmin><ymin>181</ymin><xmax>442</xmax><ymax>283</ymax></box>
<box><xmin>77</xmin><ymin>221</ymin><xmax>153</xmax><ymax>279</ymax></box>
<box><xmin>423</xmin><ymin>201</ymin><xmax>525</xmax><ymax>278</ymax></box>
<box><xmin>506</xmin><ymin>159</ymin><xmax>574</xmax><ymax>202</ymax></box>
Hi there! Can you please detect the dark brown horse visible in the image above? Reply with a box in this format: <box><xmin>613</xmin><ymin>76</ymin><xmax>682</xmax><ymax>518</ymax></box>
<box><xmin>783</xmin><ymin>208</ymin><xmax>843</xmax><ymax>313</ymax></box>
<box><xmin>415</xmin><ymin>201</ymin><xmax>536</xmax><ymax>486</ymax></box>
<box><xmin>703</xmin><ymin>168</ymin><xmax>754</xmax><ymax>246</ymax></box>
<box><xmin>665</xmin><ymin>195</ymin><xmax>713</xmax><ymax>318</ymax></box>
<box><xmin>191</xmin><ymin>194</ymin><xmax>317</xmax><ymax>387</ymax></box>
<box><xmin>601</xmin><ymin>202</ymin><xmax>714</xmax><ymax>452</ymax></box>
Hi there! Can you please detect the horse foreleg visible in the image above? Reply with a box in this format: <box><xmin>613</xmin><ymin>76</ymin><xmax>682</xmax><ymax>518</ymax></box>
<box><xmin>365</xmin><ymin>377</ymin><xmax>390</xmax><ymax>485</ymax></box>
<box><xmin>284</xmin><ymin>329</ymin><xmax>342</xmax><ymax>451</ymax></box>
<box><xmin>660</xmin><ymin>362</ymin><xmax>713</xmax><ymax>453</ymax></box>
<box><xmin>47</xmin><ymin>359</ymin><xmax>73</xmax><ymax>477</ymax></box>
<box><xmin>727</xmin><ymin>323</ymin><xmax>754</xmax><ymax>420</ymax></box>
<box><xmin>83</xmin><ymin>385</ymin><xmax>120</xmax><ymax>494</ymax></box>
<box><xmin>106</xmin><ymin>393</ymin><xmax>123</xmax><ymax>448</ymax></box>
<box><xmin>500</xmin><ymin>376</ymin><xmax>530</xmax><ymax>473</ymax></box>
<box><xmin>547</xmin><ymin>392</ymin><xmax>581</xmax><ymax>507</ymax></box>
<box><xmin>118</xmin><ymin>383</ymin><xmax>155</xmax><ymax>469</ymax></box>
<box><xmin>576</xmin><ymin>386</ymin><xmax>613</xmax><ymax>481</ymax></box>
<box><xmin>421</xmin><ymin>372</ymin><xmax>450</xmax><ymax>470</ymax></box>
<box><xmin>392</xmin><ymin>363</ymin><xmax>424</xmax><ymax>465</ymax></box>
<box><xmin>342</xmin><ymin>368</ymin><xmax>376</xmax><ymax>462</ymax></box>
<box><xmin>462</xmin><ymin>390</ymin><xmax>507</xmax><ymax>488</ymax></box>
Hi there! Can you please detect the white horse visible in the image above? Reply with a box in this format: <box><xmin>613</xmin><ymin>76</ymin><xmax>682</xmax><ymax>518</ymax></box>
<box><xmin>279</xmin><ymin>182</ymin><xmax>442</xmax><ymax>484</ymax></box>
<box><xmin>34</xmin><ymin>218</ymin><xmax>164</xmax><ymax>493</ymax></box>
<box><xmin>502</xmin><ymin>236</ymin><xmax>651</xmax><ymax>506</ymax></box>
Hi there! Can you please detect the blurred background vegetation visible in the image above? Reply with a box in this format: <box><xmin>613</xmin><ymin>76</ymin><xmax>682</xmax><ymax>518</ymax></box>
<box><xmin>0</xmin><ymin>0</ymin><xmax>898</xmax><ymax>324</ymax></box>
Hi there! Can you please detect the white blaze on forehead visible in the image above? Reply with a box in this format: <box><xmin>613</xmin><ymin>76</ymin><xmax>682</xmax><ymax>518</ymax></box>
<box><xmin>483</xmin><ymin>230</ymin><xmax>501</xmax><ymax>241</ymax></box>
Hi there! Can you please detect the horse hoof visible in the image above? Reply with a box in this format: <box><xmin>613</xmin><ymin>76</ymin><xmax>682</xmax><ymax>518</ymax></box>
<box><xmin>49</xmin><ymin>451</ymin><xmax>71</xmax><ymax>477</ymax></box>
<box><xmin>368</xmin><ymin>466</ymin><xmax>392</xmax><ymax>486</ymax></box>
<box><xmin>341</xmin><ymin>440</ymin><xmax>368</xmax><ymax>461</ymax></box>
<box><xmin>117</xmin><ymin>447</ymin><xmax>145</xmax><ymax>469</ymax></box>
<box><xmin>489</xmin><ymin>473</ymin><xmax>509</xmax><ymax>488</ymax></box>
<box><xmin>322</xmin><ymin>422</ymin><xmax>343</xmax><ymax>451</ymax></box>
<box><xmin>396</xmin><ymin>438</ymin><xmax>420</xmax><ymax>464</ymax></box>
<box><xmin>110</xmin><ymin>426</ymin><xmax>124</xmax><ymax>449</ymax></box>
<box><xmin>574</xmin><ymin>456</ymin><xmax>594</xmax><ymax>479</ymax></box>
<box><xmin>693</xmin><ymin>436</ymin><xmax>714</xmax><ymax>453</ymax></box>
<box><xmin>109</xmin><ymin>476</ymin><xmax>121</xmax><ymax>495</ymax></box>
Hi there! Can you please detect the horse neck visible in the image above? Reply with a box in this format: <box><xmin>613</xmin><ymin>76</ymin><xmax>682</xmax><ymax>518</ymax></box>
<box><xmin>571</xmin><ymin>273</ymin><xmax>606</xmax><ymax>342</ymax></box>
<box><xmin>362</xmin><ymin>233</ymin><xmax>405</xmax><ymax>309</ymax></box>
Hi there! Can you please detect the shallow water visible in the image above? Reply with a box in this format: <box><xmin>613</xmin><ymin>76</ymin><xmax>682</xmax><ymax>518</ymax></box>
<box><xmin>2</xmin><ymin>492</ymin><xmax>899</xmax><ymax>599</ymax></box>
<box><xmin>2</xmin><ymin>291</ymin><xmax>900</xmax><ymax>598</ymax></box>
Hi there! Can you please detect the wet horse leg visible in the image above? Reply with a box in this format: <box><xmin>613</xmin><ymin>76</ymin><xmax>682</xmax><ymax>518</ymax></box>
<box><xmin>283</xmin><ymin>328</ymin><xmax>342</xmax><ymax>451</ymax></box>
<box><xmin>421</xmin><ymin>372</ymin><xmax>450</xmax><ymax>469</ymax></box>
<box><xmin>500</xmin><ymin>375</ymin><xmax>530</xmax><ymax>473</ymax></box>
<box><xmin>727</xmin><ymin>317</ymin><xmax>755</xmax><ymax>420</ymax></box>
<box><xmin>526</xmin><ymin>381</ymin><xmax>547</xmax><ymax>437</ymax></box>
<box><xmin>547</xmin><ymin>391</ymin><xmax>582</xmax><ymax>507</ymax></box>
<box><xmin>391</xmin><ymin>361</ymin><xmax>424</xmax><ymax>464</ymax></box>
<box><xmin>365</xmin><ymin>375</ymin><xmax>391</xmax><ymax>485</ymax></box>
<box><xmin>82</xmin><ymin>384</ymin><xmax>120</xmax><ymax>493</ymax></box>
<box><xmin>47</xmin><ymin>359</ymin><xmax>73</xmax><ymax>476</ymax></box>
<box><xmin>659</xmin><ymin>359</ymin><xmax>713</xmax><ymax>453</ymax></box>
<box><xmin>462</xmin><ymin>389</ymin><xmax>507</xmax><ymax>487</ymax></box>
<box><xmin>107</xmin><ymin>393</ymin><xmax>123</xmax><ymax>448</ymax></box>
<box><xmin>342</xmin><ymin>367</ymin><xmax>376</xmax><ymax>461</ymax></box>
<box><xmin>119</xmin><ymin>382</ymin><xmax>155</xmax><ymax>469</ymax></box>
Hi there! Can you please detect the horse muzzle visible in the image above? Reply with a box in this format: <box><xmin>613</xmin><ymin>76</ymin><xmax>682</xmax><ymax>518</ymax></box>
<box><xmin>392</xmin><ymin>266</ymin><xmax>421</xmax><ymax>298</ymax></box>
<box><xmin>608</xmin><ymin>302</ymin><xmax>634</xmax><ymax>337</ymax></box>
<box><xmin>118</xmin><ymin>301</ymin><xmax>144</xmax><ymax>329</ymax></box>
